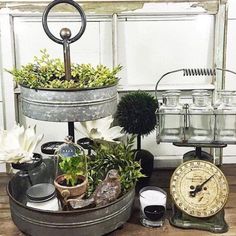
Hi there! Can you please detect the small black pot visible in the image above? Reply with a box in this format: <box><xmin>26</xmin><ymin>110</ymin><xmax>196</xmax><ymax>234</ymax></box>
<box><xmin>134</xmin><ymin>149</ymin><xmax>154</xmax><ymax>192</ymax></box>
<box><xmin>11</xmin><ymin>153</ymin><xmax>42</xmax><ymax>171</ymax></box>
<box><xmin>77</xmin><ymin>138</ymin><xmax>94</xmax><ymax>155</ymax></box>
<box><xmin>41</xmin><ymin>141</ymin><xmax>64</xmax><ymax>155</ymax></box>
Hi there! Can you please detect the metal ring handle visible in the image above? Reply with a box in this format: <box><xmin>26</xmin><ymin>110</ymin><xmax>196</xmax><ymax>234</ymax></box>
<box><xmin>42</xmin><ymin>0</ymin><xmax>87</xmax><ymax>45</ymax></box>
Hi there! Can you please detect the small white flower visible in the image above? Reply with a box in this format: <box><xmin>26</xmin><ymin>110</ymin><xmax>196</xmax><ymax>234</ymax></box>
<box><xmin>0</xmin><ymin>124</ymin><xmax>44</xmax><ymax>164</ymax></box>
<box><xmin>75</xmin><ymin>116</ymin><xmax>124</xmax><ymax>142</ymax></box>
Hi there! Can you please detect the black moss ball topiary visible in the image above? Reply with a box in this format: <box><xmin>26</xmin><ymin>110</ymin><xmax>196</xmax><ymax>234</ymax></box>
<box><xmin>115</xmin><ymin>91</ymin><xmax>158</xmax><ymax>136</ymax></box>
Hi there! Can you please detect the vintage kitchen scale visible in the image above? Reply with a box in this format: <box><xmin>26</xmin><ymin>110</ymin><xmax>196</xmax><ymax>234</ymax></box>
<box><xmin>170</xmin><ymin>143</ymin><xmax>229</xmax><ymax>233</ymax></box>
<box><xmin>155</xmin><ymin>68</ymin><xmax>236</xmax><ymax>233</ymax></box>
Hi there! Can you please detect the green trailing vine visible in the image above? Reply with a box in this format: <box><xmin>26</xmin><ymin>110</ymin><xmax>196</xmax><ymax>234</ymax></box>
<box><xmin>7</xmin><ymin>49</ymin><xmax>122</xmax><ymax>89</ymax></box>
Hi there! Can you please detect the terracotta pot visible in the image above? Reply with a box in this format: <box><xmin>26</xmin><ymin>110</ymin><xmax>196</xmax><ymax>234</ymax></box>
<box><xmin>54</xmin><ymin>175</ymin><xmax>88</xmax><ymax>199</ymax></box>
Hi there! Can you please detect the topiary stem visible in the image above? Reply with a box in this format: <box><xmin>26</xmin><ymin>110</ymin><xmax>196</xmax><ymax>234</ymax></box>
<box><xmin>137</xmin><ymin>134</ymin><xmax>141</xmax><ymax>150</ymax></box>
<box><xmin>68</xmin><ymin>122</ymin><xmax>75</xmax><ymax>141</ymax></box>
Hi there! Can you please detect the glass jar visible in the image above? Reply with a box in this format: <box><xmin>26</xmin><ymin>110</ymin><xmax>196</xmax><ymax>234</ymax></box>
<box><xmin>188</xmin><ymin>90</ymin><xmax>214</xmax><ymax>142</ymax></box>
<box><xmin>157</xmin><ymin>90</ymin><xmax>183</xmax><ymax>142</ymax></box>
<box><xmin>139</xmin><ymin>186</ymin><xmax>167</xmax><ymax>227</ymax></box>
<box><xmin>214</xmin><ymin>90</ymin><xmax>233</xmax><ymax>109</ymax></box>
<box><xmin>11</xmin><ymin>153</ymin><xmax>54</xmax><ymax>205</ymax></box>
<box><xmin>41</xmin><ymin>141</ymin><xmax>64</xmax><ymax>181</ymax></box>
<box><xmin>216</xmin><ymin>92</ymin><xmax>236</xmax><ymax>142</ymax></box>
<box><xmin>12</xmin><ymin>153</ymin><xmax>48</xmax><ymax>186</ymax></box>
<box><xmin>26</xmin><ymin>183</ymin><xmax>60</xmax><ymax>211</ymax></box>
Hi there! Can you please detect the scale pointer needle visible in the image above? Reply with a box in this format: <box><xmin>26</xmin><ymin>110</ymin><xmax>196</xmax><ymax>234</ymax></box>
<box><xmin>190</xmin><ymin>174</ymin><xmax>215</xmax><ymax>197</ymax></box>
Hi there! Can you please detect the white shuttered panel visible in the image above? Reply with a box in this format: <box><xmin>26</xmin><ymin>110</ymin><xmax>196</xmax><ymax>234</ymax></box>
<box><xmin>117</xmin><ymin>15</ymin><xmax>215</xmax><ymax>90</ymax></box>
<box><xmin>14</xmin><ymin>17</ymin><xmax>112</xmax><ymax>67</ymax></box>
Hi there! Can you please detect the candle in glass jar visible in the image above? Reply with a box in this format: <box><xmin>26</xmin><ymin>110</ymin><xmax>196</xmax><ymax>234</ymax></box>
<box><xmin>139</xmin><ymin>186</ymin><xmax>167</xmax><ymax>227</ymax></box>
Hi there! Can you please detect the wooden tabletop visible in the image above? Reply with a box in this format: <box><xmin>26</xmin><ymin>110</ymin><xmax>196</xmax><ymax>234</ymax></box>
<box><xmin>1</xmin><ymin>165</ymin><xmax>236</xmax><ymax>236</ymax></box>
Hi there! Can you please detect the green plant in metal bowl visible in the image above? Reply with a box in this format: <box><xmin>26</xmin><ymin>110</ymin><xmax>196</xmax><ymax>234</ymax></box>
<box><xmin>7</xmin><ymin>49</ymin><xmax>122</xmax><ymax>89</ymax></box>
<box><xmin>87</xmin><ymin>136</ymin><xmax>144</xmax><ymax>197</ymax></box>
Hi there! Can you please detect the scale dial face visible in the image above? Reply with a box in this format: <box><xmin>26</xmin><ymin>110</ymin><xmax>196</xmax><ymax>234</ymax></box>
<box><xmin>170</xmin><ymin>160</ymin><xmax>229</xmax><ymax>218</ymax></box>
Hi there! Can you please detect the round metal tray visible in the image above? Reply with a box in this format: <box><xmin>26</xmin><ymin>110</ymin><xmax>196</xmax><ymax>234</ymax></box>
<box><xmin>20</xmin><ymin>84</ymin><xmax>117</xmax><ymax>122</ymax></box>
<box><xmin>7</xmin><ymin>159</ymin><xmax>134</xmax><ymax>236</ymax></box>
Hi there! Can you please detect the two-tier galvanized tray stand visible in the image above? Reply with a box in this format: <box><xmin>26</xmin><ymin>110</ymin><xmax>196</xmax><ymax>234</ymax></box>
<box><xmin>7</xmin><ymin>1</ymin><xmax>134</xmax><ymax>235</ymax></box>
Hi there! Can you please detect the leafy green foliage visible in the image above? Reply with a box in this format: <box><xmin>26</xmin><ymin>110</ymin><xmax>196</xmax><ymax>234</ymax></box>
<box><xmin>87</xmin><ymin>136</ymin><xmax>144</xmax><ymax>196</ymax></box>
<box><xmin>115</xmin><ymin>91</ymin><xmax>158</xmax><ymax>136</ymax></box>
<box><xmin>59</xmin><ymin>149</ymin><xmax>87</xmax><ymax>186</ymax></box>
<box><xmin>7</xmin><ymin>49</ymin><xmax>122</xmax><ymax>89</ymax></box>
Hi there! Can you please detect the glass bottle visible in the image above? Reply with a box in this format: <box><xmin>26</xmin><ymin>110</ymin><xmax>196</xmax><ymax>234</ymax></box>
<box><xmin>216</xmin><ymin>92</ymin><xmax>236</xmax><ymax>142</ymax></box>
<box><xmin>157</xmin><ymin>90</ymin><xmax>183</xmax><ymax>142</ymax></box>
<box><xmin>188</xmin><ymin>90</ymin><xmax>214</xmax><ymax>143</ymax></box>
<box><xmin>214</xmin><ymin>90</ymin><xmax>233</xmax><ymax>109</ymax></box>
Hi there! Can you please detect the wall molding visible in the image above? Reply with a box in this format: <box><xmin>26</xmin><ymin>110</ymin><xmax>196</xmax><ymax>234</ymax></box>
<box><xmin>0</xmin><ymin>1</ymin><xmax>219</xmax><ymax>15</ymax></box>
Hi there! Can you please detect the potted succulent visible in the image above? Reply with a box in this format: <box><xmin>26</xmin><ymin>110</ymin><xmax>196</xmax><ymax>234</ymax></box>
<box><xmin>54</xmin><ymin>142</ymin><xmax>88</xmax><ymax>200</ymax></box>
<box><xmin>7</xmin><ymin>49</ymin><xmax>122</xmax><ymax>122</ymax></box>
<box><xmin>115</xmin><ymin>91</ymin><xmax>158</xmax><ymax>189</ymax></box>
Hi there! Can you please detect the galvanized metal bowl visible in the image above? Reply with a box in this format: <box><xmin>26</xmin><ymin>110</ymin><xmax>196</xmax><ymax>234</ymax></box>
<box><xmin>7</xmin><ymin>171</ymin><xmax>135</xmax><ymax>236</ymax></box>
<box><xmin>20</xmin><ymin>84</ymin><xmax>118</xmax><ymax>122</ymax></box>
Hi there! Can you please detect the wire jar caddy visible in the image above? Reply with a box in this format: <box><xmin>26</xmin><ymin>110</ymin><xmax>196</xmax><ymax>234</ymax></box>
<box><xmin>155</xmin><ymin>68</ymin><xmax>236</xmax><ymax>144</ymax></box>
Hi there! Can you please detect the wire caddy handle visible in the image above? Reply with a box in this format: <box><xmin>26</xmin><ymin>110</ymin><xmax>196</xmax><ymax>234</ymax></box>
<box><xmin>155</xmin><ymin>67</ymin><xmax>236</xmax><ymax>104</ymax></box>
